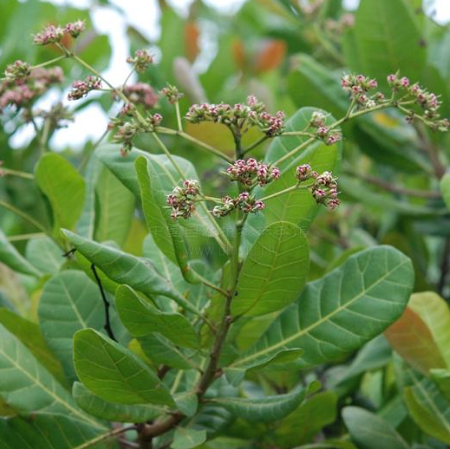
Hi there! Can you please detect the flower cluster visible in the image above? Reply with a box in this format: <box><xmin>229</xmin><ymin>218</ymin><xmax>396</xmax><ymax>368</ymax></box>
<box><xmin>341</xmin><ymin>73</ymin><xmax>381</xmax><ymax>109</ymax></box>
<box><xmin>123</xmin><ymin>83</ymin><xmax>158</xmax><ymax>108</ymax></box>
<box><xmin>212</xmin><ymin>193</ymin><xmax>265</xmax><ymax>218</ymax></box>
<box><xmin>67</xmin><ymin>76</ymin><xmax>101</xmax><ymax>101</ymax></box>
<box><xmin>4</xmin><ymin>60</ymin><xmax>31</xmax><ymax>82</ymax></box>
<box><xmin>110</xmin><ymin>113</ymin><xmax>162</xmax><ymax>154</ymax></box>
<box><xmin>167</xmin><ymin>180</ymin><xmax>200</xmax><ymax>220</ymax></box>
<box><xmin>126</xmin><ymin>50</ymin><xmax>153</xmax><ymax>72</ymax></box>
<box><xmin>33</xmin><ymin>20</ymin><xmax>85</xmax><ymax>46</ymax></box>
<box><xmin>186</xmin><ymin>95</ymin><xmax>285</xmax><ymax>137</ymax></box>
<box><xmin>309</xmin><ymin>111</ymin><xmax>342</xmax><ymax>146</ymax></box>
<box><xmin>226</xmin><ymin>158</ymin><xmax>280</xmax><ymax>187</ymax></box>
<box><xmin>296</xmin><ymin>164</ymin><xmax>318</xmax><ymax>182</ymax></box>
<box><xmin>160</xmin><ymin>84</ymin><xmax>183</xmax><ymax>104</ymax></box>
<box><xmin>0</xmin><ymin>67</ymin><xmax>63</xmax><ymax>111</ymax></box>
<box><xmin>387</xmin><ymin>73</ymin><xmax>449</xmax><ymax>131</ymax></box>
<box><xmin>311</xmin><ymin>171</ymin><xmax>340</xmax><ymax>210</ymax></box>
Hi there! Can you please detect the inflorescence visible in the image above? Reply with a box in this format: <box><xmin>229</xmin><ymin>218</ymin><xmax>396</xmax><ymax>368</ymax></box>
<box><xmin>33</xmin><ymin>20</ymin><xmax>85</xmax><ymax>46</ymax></box>
<box><xmin>186</xmin><ymin>95</ymin><xmax>285</xmax><ymax>137</ymax></box>
<box><xmin>226</xmin><ymin>158</ymin><xmax>280</xmax><ymax>187</ymax></box>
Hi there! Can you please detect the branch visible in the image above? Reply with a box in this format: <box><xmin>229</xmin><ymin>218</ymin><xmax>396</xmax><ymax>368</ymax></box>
<box><xmin>90</xmin><ymin>264</ymin><xmax>116</xmax><ymax>342</ymax></box>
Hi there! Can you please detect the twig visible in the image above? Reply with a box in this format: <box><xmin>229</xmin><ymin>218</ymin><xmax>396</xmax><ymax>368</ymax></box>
<box><xmin>344</xmin><ymin>168</ymin><xmax>441</xmax><ymax>199</ymax></box>
<box><xmin>90</xmin><ymin>264</ymin><xmax>117</xmax><ymax>341</ymax></box>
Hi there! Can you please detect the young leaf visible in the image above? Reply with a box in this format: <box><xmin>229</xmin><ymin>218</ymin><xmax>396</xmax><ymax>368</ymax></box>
<box><xmin>209</xmin><ymin>386</ymin><xmax>308</xmax><ymax>423</ymax></box>
<box><xmin>73</xmin><ymin>381</ymin><xmax>165</xmax><ymax>423</ymax></box>
<box><xmin>116</xmin><ymin>285</ymin><xmax>199</xmax><ymax>348</ymax></box>
<box><xmin>231</xmin><ymin>246</ymin><xmax>414</xmax><ymax>371</ymax></box>
<box><xmin>73</xmin><ymin>328</ymin><xmax>176</xmax><ymax>406</ymax></box>
<box><xmin>35</xmin><ymin>153</ymin><xmax>85</xmax><ymax>236</ymax></box>
<box><xmin>62</xmin><ymin>229</ymin><xmax>200</xmax><ymax>315</ymax></box>
<box><xmin>385</xmin><ymin>300</ymin><xmax>448</xmax><ymax>375</ymax></box>
<box><xmin>38</xmin><ymin>270</ymin><xmax>107</xmax><ymax>381</ymax></box>
<box><xmin>232</xmin><ymin>221</ymin><xmax>309</xmax><ymax>317</ymax></box>
<box><xmin>342</xmin><ymin>406</ymin><xmax>410</xmax><ymax>449</ymax></box>
<box><xmin>172</xmin><ymin>428</ymin><xmax>207</xmax><ymax>449</ymax></box>
<box><xmin>0</xmin><ymin>230</ymin><xmax>41</xmax><ymax>277</ymax></box>
<box><xmin>0</xmin><ymin>324</ymin><xmax>101</xmax><ymax>428</ymax></box>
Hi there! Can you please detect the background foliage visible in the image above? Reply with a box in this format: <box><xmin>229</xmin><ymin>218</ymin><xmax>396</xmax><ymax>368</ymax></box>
<box><xmin>1</xmin><ymin>0</ymin><xmax>450</xmax><ymax>448</ymax></box>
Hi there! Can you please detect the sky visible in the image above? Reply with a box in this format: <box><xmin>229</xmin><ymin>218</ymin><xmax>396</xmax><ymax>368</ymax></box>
<box><xmin>10</xmin><ymin>0</ymin><xmax>450</xmax><ymax>150</ymax></box>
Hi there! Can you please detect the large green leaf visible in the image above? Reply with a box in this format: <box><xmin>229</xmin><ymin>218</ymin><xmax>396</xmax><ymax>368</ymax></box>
<box><xmin>73</xmin><ymin>381</ymin><xmax>164</xmax><ymax>423</ymax></box>
<box><xmin>38</xmin><ymin>270</ymin><xmax>106</xmax><ymax>381</ymax></box>
<box><xmin>274</xmin><ymin>391</ymin><xmax>338</xmax><ymax>447</ymax></box>
<box><xmin>135</xmin><ymin>156</ymin><xmax>200</xmax><ymax>283</ymax></box>
<box><xmin>35</xmin><ymin>153</ymin><xmax>85</xmax><ymax>237</ymax></box>
<box><xmin>403</xmin><ymin>368</ymin><xmax>450</xmax><ymax>445</ymax></box>
<box><xmin>73</xmin><ymin>328</ymin><xmax>175</xmax><ymax>406</ymax></box>
<box><xmin>209</xmin><ymin>386</ymin><xmax>308</xmax><ymax>423</ymax></box>
<box><xmin>138</xmin><ymin>334</ymin><xmax>200</xmax><ymax>371</ymax></box>
<box><xmin>96</xmin><ymin>144</ymin><xmax>221</xmax><ymax>248</ymax></box>
<box><xmin>0</xmin><ymin>230</ymin><xmax>41</xmax><ymax>277</ymax></box>
<box><xmin>0</xmin><ymin>308</ymin><xmax>66</xmax><ymax>387</ymax></box>
<box><xmin>172</xmin><ymin>428</ymin><xmax>207</xmax><ymax>449</ymax></box>
<box><xmin>62</xmin><ymin>230</ymin><xmax>199</xmax><ymax>314</ymax></box>
<box><xmin>25</xmin><ymin>237</ymin><xmax>63</xmax><ymax>275</ymax></box>
<box><xmin>232</xmin><ymin>221</ymin><xmax>309</xmax><ymax>317</ymax></box>
<box><xmin>347</xmin><ymin>0</ymin><xmax>426</xmax><ymax>82</ymax></box>
<box><xmin>116</xmin><ymin>285</ymin><xmax>199</xmax><ymax>348</ymax></box>
<box><xmin>342</xmin><ymin>406</ymin><xmax>410</xmax><ymax>449</ymax></box>
<box><xmin>230</xmin><ymin>246</ymin><xmax>414</xmax><ymax>371</ymax></box>
<box><xmin>95</xmin><ymin>165</ymin><xmax>135</xmax><ymax>247</ymax></box>
<box><xmin>0</xmin><ymin>324</ymin><xmax>101</xmax><ymax>428</ymax></box>
<box><xmin>0</xmin><ymin>415</ymin><xmax>110</xmax><ymax>449</ymax></box>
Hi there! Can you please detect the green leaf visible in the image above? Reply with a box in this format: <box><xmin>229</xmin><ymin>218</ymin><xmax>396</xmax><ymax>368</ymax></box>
<box><xmin>0</xmin><ymin>230</ymin><xmax>41</xmax><ymax>277</ymax></box>
<box><xmin>172</xmin><ymin>428</ymin><xmax>207</xmax><ymax>449</ymax></box>
<box><xmin>25</xmin><ymin>237</ymin><xmax>63</xmax><ymax>275</ymax></box>
<box><xmin>73</xmin><ymin>381</ymin><xmax>164</xmax><ymax>423</ymax></box>
<box><xmin>233</xmin><ymin>221</ymin><xmax>309</xmax><ymax>317</ymax></box>
<box><xmin>0</xmin><ymin>324</ymin><xmax>101</xmax><ymax>428</ymax></box>
<box><xmin>404</xmin><ymin>372</ymin><xmax>450</xmax><ymax>445</ymax></box>
<box><xmin>231</xmin><ymin>246</ymin><xmax>414</xmax><ymax>371</ymax></box>
<box><xmin>342</xmin><ymin>406</ymin><xmax>410</xmax><ymax>449</ymax></box>
<box><xmin>95</xmin><ymin>165</ymin><xmax>135</xmax><ymax>246</ymax></box>
<box><xmin>62</xmin><ymin>229</ymin><xmax>199</xmax><ymax>314</ymax></box>
<box><xmin>209</xmin><ymin>387</ymin><xmax>307</xmax><ymax>423</ymax></box>
<box><xmin>116</xmin><ymin>285</ymin><xmax>199</xmax><ymax>348</ymax></box>
<box><xmin>74</xmin><ymin>328</ymin><xmax>175</xmax><ymax>406</ymax></box>
<box><xmin>38</xmin><ymin>270</ymin><xmax>107</xmax><ymax>381</ymax></box>
<box><xmin>0</xmin><ymin>308</ymin><xmax>66</xmax><ymax>387</ymax></box>
<box><xmin>175</xmin><ymin>391</ymin><xmax>199</xmax><ymax>417</ymax></box>
<box><xmin>347</xmin><ymin>0</ymin><xmax>426</xmax><ymax>82</ymax></box>
<box><xmin>274</xmin><ymin>391</ymin><xmax>338</xmax><ymax>447</ymax></box>
<box><xmin>35</xmin><ymin>153</ymin><xmax>85</xmax><ymax>236</ymax></box>
<box><xmin>77</xmin><ymin>155</ymin><xmax>102</xmax><ymax>240</ymax></box>
<box><xmin>138</xmin><ymin>334</ymin><xmax>200</xmax><ymax>370</ymax></box>
<box><xmin>260</xmin><ymin>107</ymin><xmax>341</xmax><ymax>230</ymax></box>
<box><xmin>430</xmin><ymin>369</ymin><xmax>450</xmax><ymax>403</ymax></box>
<box><xmin>136</xmin><ymin>156</ymin><xmax>200</xmax><ymax>283</ymax></box>
<box><xmin>96</xmin><ymin>144</ymin><xmax>222</xmax><ymax>249</ymax></box>
<box><xmin>0</xmin><ymin>415</ymin><xmax>109</xmax><ymax>449</ymax></box>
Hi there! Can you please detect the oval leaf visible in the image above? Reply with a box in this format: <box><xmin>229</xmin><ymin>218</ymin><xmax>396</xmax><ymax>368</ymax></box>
<box><xmin>232</xmin><ymin>221</ymin><xmax>309</xmax><ymax>317</ymax></box>
<box><xmin>73</xmin><ymin>328</ymin><xmax>175</xmax><ymax>406</ymax></box>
